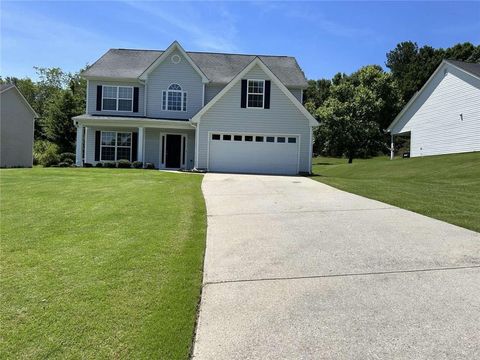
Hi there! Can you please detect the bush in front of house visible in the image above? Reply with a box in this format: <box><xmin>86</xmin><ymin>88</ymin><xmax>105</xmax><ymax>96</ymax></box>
<box><xmin>95</xmin><ymin>162</ymin><xmax>103</xmax><ymax>168</ymax></box>
<box><xmin>84</xmin><ymin>163</ymin><xmax>93</xmax><ymax>167</ymax></box>
<box><xmin>145</xmin><ymin>162</ymin><xmax>155</xmax><ymax>169</ymax></box>
<box><xmin>58</xmin><ymin>162</ymin><xmax>71</xmax><ymax>167</ymax></box>
<box><xmin>59</xmin><ymin>152</ymin><xmax>76</xmax><ymax>164</ymax></box>
<box><xmin>103</xmin><ymin>161</ymin><xmax>116</xmax><ymax>168</ymax></box>
<box><xmin>117</xmin><ymin>159</ymin><xmax>132</xmax><ymax>168</ymax></box>
<box><xmin>34</xmin><ymin>141</ymin><xmax>60</xmax><ymax>167</ymax></box>
<box><xmin>132</xmin><ymin>161</ymin><xmax>143</xmax><ymax>169</ymax></box>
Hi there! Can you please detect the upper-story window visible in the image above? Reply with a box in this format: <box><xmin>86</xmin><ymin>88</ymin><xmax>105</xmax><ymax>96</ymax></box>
<box><xmin>247</xmin><ymin>80</ymin><xmax>264</xmax><ymax>108</ymax></box>
<box><xmin>162</xmin><ymin>84</ymin><xmax>187</xmax><ymax>111</ymax></box>
<box><xmin>102</xmin><ymin>86</ymin><xmax>133</xmax><ymax>112</ymax></box>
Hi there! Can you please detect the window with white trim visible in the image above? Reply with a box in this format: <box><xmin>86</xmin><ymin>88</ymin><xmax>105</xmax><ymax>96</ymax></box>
<box><xmin>101</xmin><ymin>131</ymin><xmax>132</xmax><ymax>161</ymax></box>
<box><xmin>102</xmin><ymin>86</ymin><xmax>133</xmax><ymax>112</ymax></box>
<box><xmin>247</xmin><ymin>80</ymin><xmax>264</xmax><ymax>108</ymax></box>
<box><xmin>162</xmin><ymin>84</ymin><xmax>187</xmax><ymax>111</ymax></box>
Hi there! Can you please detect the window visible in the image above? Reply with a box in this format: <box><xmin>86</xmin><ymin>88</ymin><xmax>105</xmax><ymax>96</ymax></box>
<box><xmin>162</xmin><ymin>84</ymin><xmax>187</xmax><ymax>111</ymax></box>
<box><xmin>247</xmin><ymin>80</ymin><xmax>264</xmax><ymax>108</ymax></box>
<box><xmin>212</xmin><ymin>134</ymin><xmax>221</xmax><ymax>140</ymax></box>
<box><xmin>245</xmin><ymin>135</ymin><xmax>253</xmax><ymax>142</ymax></box>
<box><xmin>223</xmin><ymin>135</ymin><xmax>231</xmax><ymax>141</ymax></box>
<box><xmin>266</xmin><ymin>136</ymin><xmax>275</xmax><ymax>143</ymax></box>
<box><xmin>101</xmin><ymin>131</ymin><xmax>132</xmax><ymax>161</ymax></box>
<box><xmin>233</xmin><ymin>135</ymin><xmax>242</xmax><ymax>141</ymax></box>
<box><xmin>277</xmin><ymin>137</ymin><xmax>286</xmax><ymax>143</ymax></box>
<box><xmin>102</xmin><ymin>86</ymin><xmax>133</xmax><ymax>112</ymax></box>
<box><xmin>255</xmin><ymin>136</ymin><xmax>264</xmax><ymax>142</ymax></box>
<box><xmin>288</xmin><ymin>137</ymin><xmax>297</xmax><ymax>144</ymax></box>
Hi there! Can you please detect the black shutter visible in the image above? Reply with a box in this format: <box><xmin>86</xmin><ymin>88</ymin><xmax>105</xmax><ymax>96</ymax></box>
<box><xmin>96</xmin><ymin>86</ymin><xmax>102</xmax><ymax>111</ymax></box>
<box><xmin>264</xmin><ymin>80</ymin><xmax>271</xmax><ymax>109</ymax></box>
<box><xmin>241</xmin><ymin>79</ymin><xmax>247</xmax><ymax>108</ymax></box>
<box><xmin>133</xmin><ymin>87</ymin><xmax>139</xmax><ymax>112</ymax></box>
<box><xmin>131</xmin><ymin>132</ymin><xmax>138</xmax><ymax>161</ymax></box>
<box><xmin>95</xmin><ymin>131</ymin><xmax>101</xmax><ymax>161</ymax></box>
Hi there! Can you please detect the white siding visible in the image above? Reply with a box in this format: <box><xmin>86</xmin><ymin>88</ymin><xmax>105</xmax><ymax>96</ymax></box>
<box><xmin>392</xmin><ymin>63</ymin><xmax>480</xmax><ymax>157</ymax></box>
<box><xmin>146</xmin><ymin>49</ymin><xmax>203</xmax><ymax>119</ymax></box>
<box><xmin>87</xmin><ymin>80</ymin><xmax>145</xmax><ymax>117</ymax></box>
<box><xmin>197</xmin><ymin>64</ymin><xmax>312</xmax><ymax>173</ymax></box>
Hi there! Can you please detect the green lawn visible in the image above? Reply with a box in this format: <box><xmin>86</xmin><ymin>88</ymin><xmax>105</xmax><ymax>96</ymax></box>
<box><xmin>0</xmin><ymin>168</ymin><xmax>206</xmax><ymax>359</ymax></box>
<box><xmin>311</xmin><ymin>152</ymin><xmax>480</xmax><ymax>233</ymax></box>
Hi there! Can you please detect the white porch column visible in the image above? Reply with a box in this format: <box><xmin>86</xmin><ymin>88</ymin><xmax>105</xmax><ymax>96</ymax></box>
<box><xmin>137</xmin><ymin>127</ymin><xmax>144</xmax><ymax>163</ymax></box>
<box><xmin>75</xmin><ymin>124</ymin><xmax>84</xmax><ymax>166</ymax></box>
<box><xmin>390</xmin><ymin>134</ymin><xmax>394</xmax><ymax>160</ymax></box>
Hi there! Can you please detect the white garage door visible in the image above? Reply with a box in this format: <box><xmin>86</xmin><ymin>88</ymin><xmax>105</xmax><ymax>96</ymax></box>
<box><xmin>208</xmin><ymin>133</ymin><xmax>299</xmax><ymax>175</ymax></box>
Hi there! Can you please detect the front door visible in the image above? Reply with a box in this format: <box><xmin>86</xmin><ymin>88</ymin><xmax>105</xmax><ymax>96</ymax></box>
<box><xmin>165</xmin><ymin>134</ymin><xmax>182</xmax><ymax>168</ymax></box>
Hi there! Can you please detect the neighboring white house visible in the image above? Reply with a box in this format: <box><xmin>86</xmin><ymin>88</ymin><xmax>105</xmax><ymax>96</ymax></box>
<box><xmin>73</xmin><ymin>41</ymin><xmax>317</xmax><ymax>175</ymax></box>
<box><xmin>0</xmin><ymin>84</ymin><xmax>37</xmax><ymax>168</ymax></box>
<box><xmin>387</xmin><ymin>60</ymin><xmax>480</xmax><ymax>158</ymax></box>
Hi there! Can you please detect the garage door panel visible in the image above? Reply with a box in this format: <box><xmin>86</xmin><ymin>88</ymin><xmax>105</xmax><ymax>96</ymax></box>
<box><xmin>208</xmin><ymin>134</ymin><xmax>299</xmax><ymax>175</ymax></box>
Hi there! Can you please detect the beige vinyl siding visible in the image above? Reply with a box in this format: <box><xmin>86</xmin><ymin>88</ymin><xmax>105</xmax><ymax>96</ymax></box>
<box><xmin>197</xmin><ymin>64</ymin><xmax>312</xmax><ymax>172</ymax></box>
<box><xmin>146</xmin><ymin>49</ymin><xmax>203</xmax><ymax>119</ymax></box>
<box><xmin>392</xmin><ymin>63</ymin><xmax>480</xmax><ymax>157</ymax></box>
<box><xmin>0</xmin><ymin>89</ymin><xmax>35</xmax><ymax>167</ymax></box>
<box><xmin>87</xmin><ymin>80</ymin><xmax>145</xmax><ymax>117</ymax></box>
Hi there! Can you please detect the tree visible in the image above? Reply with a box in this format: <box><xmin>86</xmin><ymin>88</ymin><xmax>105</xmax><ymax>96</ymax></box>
<box><xmin>315</xmin><ymin>77</ymin><xmax>384</xmax><ymax>163</ymax></box>
<box><xmin>386</xmin><ymin>41</ymin><xmax>480</xmax><ymax>102</ymax></box>
<box><xmin>303</xmin><ymin>79</ymin><xmax>331</xmax><ymax>109</ymax></box>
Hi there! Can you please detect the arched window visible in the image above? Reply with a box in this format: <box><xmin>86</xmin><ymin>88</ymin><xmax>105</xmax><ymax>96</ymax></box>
<box><xmin>162</xmin><ymin>83</ymin><xmax>187</xmax><ymax>111</ymax></box>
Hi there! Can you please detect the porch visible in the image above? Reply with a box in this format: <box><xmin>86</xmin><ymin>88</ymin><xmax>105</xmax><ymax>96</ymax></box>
<box><xmin>73</xmin><ymin>115</ymin><xmax>196</xmax><ymax>169</ymax></box>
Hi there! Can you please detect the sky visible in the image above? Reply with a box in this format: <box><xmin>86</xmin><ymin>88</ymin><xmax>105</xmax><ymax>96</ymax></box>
<box><xmin>1</xmin><ymin>1</ymin><xmax>479</xmax><ymax>80</ymax></box>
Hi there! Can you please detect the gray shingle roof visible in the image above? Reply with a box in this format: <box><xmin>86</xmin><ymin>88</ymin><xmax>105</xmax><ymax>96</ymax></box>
<box><xmin>82</xmin><ymin>49</ymin><xmax>308</xmax><ymax>87</ymax></box>
<box><xmin>446</xmin><ymin>60</ymin><xmax>480</xmax><ymax>78</ymax></box>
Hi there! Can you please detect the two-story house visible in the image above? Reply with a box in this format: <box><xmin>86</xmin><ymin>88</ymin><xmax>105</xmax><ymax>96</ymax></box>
<box><xmin>73</xmin><ymin>41</ymin><xmax>318</xmax><ymax>175</ymax></box>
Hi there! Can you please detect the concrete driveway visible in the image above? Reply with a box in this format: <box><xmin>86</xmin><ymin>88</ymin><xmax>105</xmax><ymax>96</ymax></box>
<box><xmin>192</xmin><ymin>173</ymin><xmax>480</xmax><ymax>359</ymax></box>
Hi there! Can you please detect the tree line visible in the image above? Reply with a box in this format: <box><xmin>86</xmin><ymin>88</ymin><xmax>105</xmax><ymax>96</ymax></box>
<box><xmin>304</xmin><ymin>41</ymin><xmax>479</xmax><ymax>162</ymax></box>
<box><xmin>1</xmin><ymin>41</ymin><xmax>479</xmax><ymax>165</ymax></box>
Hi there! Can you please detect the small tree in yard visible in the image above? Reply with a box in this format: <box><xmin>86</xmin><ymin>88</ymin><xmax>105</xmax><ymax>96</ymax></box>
<box><xmin>315</xmin><ymin>79</ymin><xmax>383</xmax><ymax>163</ymax></box>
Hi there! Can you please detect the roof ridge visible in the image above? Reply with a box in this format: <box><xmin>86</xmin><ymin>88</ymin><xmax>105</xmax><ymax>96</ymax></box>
<box><xmin>111</xmin><ymin>48</ymin><xmax>294</xmax><ymax>58</ymax></box>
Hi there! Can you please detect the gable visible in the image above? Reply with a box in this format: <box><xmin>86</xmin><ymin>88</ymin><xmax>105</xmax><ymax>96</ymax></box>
<box><xmin>389</xmin><ymin>61</ymin><xmax>480</xmax><ymax>134</ymax></box>
<box><xmin>390</xmin><ymin>62</ymin><xmax>480</xmax><ymax>134</ymax></box>
<box><xmin>192</xmin><ymin>58</ymin><xmax>317</xmax><ymax>126</ymax></box>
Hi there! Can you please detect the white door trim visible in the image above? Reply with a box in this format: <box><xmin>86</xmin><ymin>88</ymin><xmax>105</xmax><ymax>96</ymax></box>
<box><xmin>159</xmin><ymin>132</ymin><xmax>188</xmax><ymax>169</ymax></box>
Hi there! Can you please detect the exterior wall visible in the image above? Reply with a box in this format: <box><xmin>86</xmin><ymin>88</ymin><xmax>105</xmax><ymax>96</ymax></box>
<box><xmin>392</xmin><ymin>63</ymin><xmax>480</xmax><ymax>157</ymax></box>
<box><xmin>87</xmin><ymin>80</ymin><xmax>145</xmax><ymax>117</ymax></box>
<box><xmin>146</xmin><ymin>49</ymin><xmax>203</xmax><ymax>119</ymax></box>
<box><xmin>289</xmin><ymin>88</ymin><xmax>303</xmax><ymax>103</ymax></box>
<box><xmin>205</xmin><ymin>84</ymin><xmax>225</xmax><ymax>104</ymax></box>
<box><xmin>0</xmin><ymin>89</ymin><xmax>35</xmax><ymax>167</ymax></box>
<box><xmin>84</xmin><ymin>126</ymin><xmax>195</xmax><ymax>169</ymax></box>
<box><xmin>196</xmin><ymin>64</ymin><xmax>312</xmax><ymax>173</ymax></box>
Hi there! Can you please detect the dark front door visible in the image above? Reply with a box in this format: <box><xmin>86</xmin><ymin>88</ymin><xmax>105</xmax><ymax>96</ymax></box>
<box><xmin>165</xmin><ymin>134</ymin><xmax>182</xmax><ymax>168</ymax></box>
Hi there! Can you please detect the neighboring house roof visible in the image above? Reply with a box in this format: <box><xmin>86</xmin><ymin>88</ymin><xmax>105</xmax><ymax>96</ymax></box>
<box><xmin>191</xmin><ymin>57</ymin><xmax>318</xmax><ymax>127</ymax></box>
<box><xmin>446</xmin><ymin>60</ymin><xmax>480</xmax><ymax>79</ymax></box>
<box><xmin>387</xmin><ymin>59</ymin><xmax>480</xmax><ymax>133</ymax></box>
<box><xmin>0</xmin><ymin>83</ymin><xmax>38</xmax><ymax>118</ymax></box>
<box><xmin>82</xmin><ymin>45</ymin><xmax>308</xmax><ymax>87</ymax></box>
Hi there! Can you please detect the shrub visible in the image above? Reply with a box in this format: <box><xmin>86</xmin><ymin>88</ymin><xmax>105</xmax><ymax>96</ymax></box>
<box><xmin>95</xmin><ymin>162</ymin><xmax>103</xmax><ymax>168</ymax></box>
<box><xmin>84</xmin><ymin>163</ymin><xmax>93</xmax><ymax>167</ymax></box>
<box><xmin>34</xmin><ymin>141</ymin><xmax>60</xmax><ymax>167</ymax></box>
<box><xmin>59</xmin><ymin>152</ymin><xmax>76</xmax><ymax>163</ymax></box>
<box><xmin>58</xmin><ymin>162</ymin><xmax>71</xmax><ymax>167</ymax></box>
<box><xmin>132</xmin><ymin>161</ymin><xmax>143</xmax><ymax>169</ymax></box>
<box><xmin>117</xmin><ymin>159</ymin><xmax>132</xmax><ymax>168</ymax></box>
<box><xmin>103</xmin><ymin>161</ymin><xmax>116</xmax><ymax>168</ymax></box>
<box><xmin>145</xmin><ymin>162</ymin><xmax>155</xmax><ymax>169</ymax></box>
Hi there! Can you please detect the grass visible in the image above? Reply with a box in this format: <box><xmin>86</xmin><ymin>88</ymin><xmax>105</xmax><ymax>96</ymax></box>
<box><xmin>0</xmin><ymin>168</ymin><xmax>206</xmax><ymax>359</ymax></box>
<box><xmin>311</xmin><ymin>152</ymin><xmax>480</xmax><ymax>233</ymax></box>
